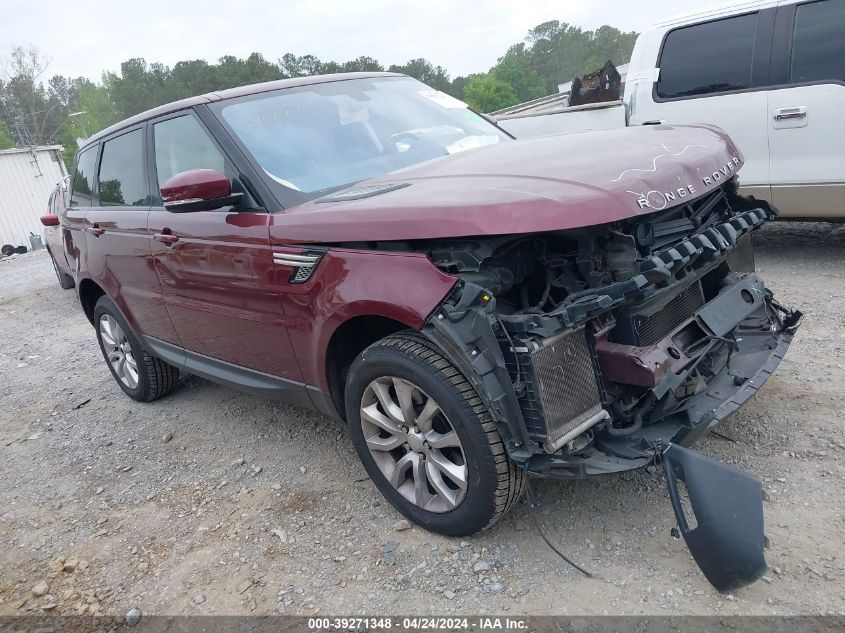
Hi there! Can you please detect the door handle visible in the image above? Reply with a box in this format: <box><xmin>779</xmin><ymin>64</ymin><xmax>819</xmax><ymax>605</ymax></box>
<box><xmin>87</xmin><ymin>224</ymin><xmax>105</xmax><ymax>237</ymax></box>
<box><xmin>153</xmin><ymin>231</ymin><xmax>179</xmax><ymax>245</ymax></box>
<box><xmin>774</xmin><ymin>107</ymin><xmax>807</xmax><ymax>121</ymax></box>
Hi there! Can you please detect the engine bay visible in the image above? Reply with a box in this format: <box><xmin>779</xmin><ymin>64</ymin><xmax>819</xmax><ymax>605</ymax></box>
<box><xmin>419</xmin><ymin>180</ymin><xmax>802</xmax><ymax>473</ymax></box>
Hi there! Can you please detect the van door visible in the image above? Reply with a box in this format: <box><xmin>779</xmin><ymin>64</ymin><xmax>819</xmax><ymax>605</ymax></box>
<box><xmin>85</xmin><ymin>126</ymin><xmax>180</xmax><ymax>343</ymax></box>
<box><xmin>767</xmin><ymin>0</ymin><xmax>845</xmax><ymax>218</ymax></box>
<box><xmin>631</xmin><ymin>10</ymin><xmax>775</xmax><ymax>201</ymax></box>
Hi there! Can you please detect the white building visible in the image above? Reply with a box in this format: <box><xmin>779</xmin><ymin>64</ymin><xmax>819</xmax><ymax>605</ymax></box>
<box><xmin>0</xmin><ymin>146</ymin><xmax>67</xmax><ymax>249</ymax></box>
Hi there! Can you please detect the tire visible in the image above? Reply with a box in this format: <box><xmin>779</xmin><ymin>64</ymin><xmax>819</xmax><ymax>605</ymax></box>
<box><xmin>49</xmin><ymin>250</ymin><xmax>74</xmax><ymax>289</ymax></box>
<box><xmin>345</xmin><ymin>331</ymin><xmax>525</xmax><ymax>536</ymax></box>
<box><xmin>93</xmin><ymin>295</ymin><xmax>179</xmax><ymax>402</ymax></box>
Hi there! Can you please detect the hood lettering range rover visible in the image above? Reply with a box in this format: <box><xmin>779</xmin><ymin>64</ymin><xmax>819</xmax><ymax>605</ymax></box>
<box><xmin>68</xmin><ymin>73</ymin><xmax>801</xmax><ymax>593</ymax></box>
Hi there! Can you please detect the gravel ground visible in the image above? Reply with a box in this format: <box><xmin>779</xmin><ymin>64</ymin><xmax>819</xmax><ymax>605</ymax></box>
<box><xmin>0</xmin><ymin>222</ymin><xmax>842</xmax><ymax>619</ymax></box>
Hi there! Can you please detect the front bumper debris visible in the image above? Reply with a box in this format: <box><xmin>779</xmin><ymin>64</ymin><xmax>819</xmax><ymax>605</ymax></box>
<box><xmin>422</xmin><ymin>198</ymin><xmax>802</xmax><ymax>592</ymax></box>
<box><xmin>662</xmin><ymin>442</ymin><xmax>767</xmax><ymax>591</ymax></box>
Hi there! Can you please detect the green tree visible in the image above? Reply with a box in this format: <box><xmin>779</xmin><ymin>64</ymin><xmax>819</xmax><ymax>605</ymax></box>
<box><xmin>446</xmin><ymin>75</ymin><xmax>471</xmax><ymax>99</ymax></box>
<box><xmin>57</xmin><ymin>80</ymin><xmax>119</xmax><ymax>165</ymax></box>
<box><xmin>103</xmin><ymin>58</ymin><xmax>173</xmax><ymax>118</ymax></box>
<box><xmin>0</xmin><ymin>46</ymin><xmax>68</xmax><ymax>144</ymax></box>
<box><xmin>171</xmin><ymin>59</ymin><xmax>219</xmax><ymax>98</ymax></box>
<box><xmin>279</xmin><ymin>53</ymin><xmax>322</xmax><ymax>77</ymax></box>
<box><xmin>491</xmin><ymin>44</ymin><xmax>546</xmax><ymax>103</ymax></box>
<box><xmin>388</xmin><ymin>58</ymin><xmax>451</xmax><ymax>92</ymax></box>
<box><xmin>338</xmin><ymin>56</ymin><xmax>384</xmax><ymax>73</ymax></box>
<box><xmin>522</xmin><ymin>21</ymin><xmax>638</xmax><ymax>93</ymax></box>
<box><xmin>0</xmin><ymin>118</ymin><xmax>14</xmax><ymax>149</ymax></box>
<box><xmin>463</xmin><ymin>75</ymin><xmax>518</xmax><ymax>113</ymax></box>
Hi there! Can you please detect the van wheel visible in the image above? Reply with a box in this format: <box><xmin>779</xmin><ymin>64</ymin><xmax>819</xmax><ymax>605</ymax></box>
<box><xmin>93</xmin><ymin>295</ymin><xmax>179</xmax><ymax>402</ymax></box>
<box><xmin>49</xmin><ymin>250</ymin><xmax>74</xmax><ymax>289</ymax></box>
<box><xmin>345</xmin><ymin>332</ymin><xmax>525</xmax><ymax>536</ymax></box>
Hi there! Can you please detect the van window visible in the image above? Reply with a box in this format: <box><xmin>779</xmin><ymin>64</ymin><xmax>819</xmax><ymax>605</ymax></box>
<box><xmin>657</xmin><ymin>13</ymin><xmax>759</xmax><ymax>99</ymax></box>
<box><xmin>153</xmin><ymin>115</ymin><xmax>226</xmax><ymax>187</ymax></box>
<box><xmin>98</xmin><ymin>129</ymin><xmax>149</xmax><ymax>206</ymax></box>
<box><xmin>70</xmin><ymin>147</ymin><xmax>97</xmax><ymax>207</ymax></box>
<box><xmin>791</xmin><ymin>0</ymin><xmax>845</xmax><ymax>83</ymax></box>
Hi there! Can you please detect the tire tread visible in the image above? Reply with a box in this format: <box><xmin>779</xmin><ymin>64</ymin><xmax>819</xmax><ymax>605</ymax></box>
<box><xmin>362</xmin><ymin>331</ymin><xmax>525</xmax><ymax>532</ymax></box>
<box><xmin>94</xmin><ymin>295</ymin><xmax>179</xmax><ymax>403</ymax></box>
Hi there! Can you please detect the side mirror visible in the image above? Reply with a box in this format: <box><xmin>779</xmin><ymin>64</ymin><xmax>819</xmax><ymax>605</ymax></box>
<box><xmin>160</xmin><ymin>169</ymin><xmax>243</xmax><ymax>213</ymax></box>
<box><xmin>40</xmin><ymin>214</ymin><xmax>60</xmax><ymax>227</ymax></box>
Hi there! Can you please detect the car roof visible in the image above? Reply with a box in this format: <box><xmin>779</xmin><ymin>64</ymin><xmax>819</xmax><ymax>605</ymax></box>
<box><xmin>84</xmin><ymin>71</ymin><xmax>405</xmax><ymax>149</ymax></box>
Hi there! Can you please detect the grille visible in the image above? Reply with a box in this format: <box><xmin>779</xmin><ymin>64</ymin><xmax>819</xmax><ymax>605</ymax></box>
<box><xmin>291</xmin><ymin>265</ymin><xmax>316</xmax><ymax>283</ymax></box>
<box><xmin>635</xmin><ymin>282</ymin><xmax>704</xmax><ymax>346</ymax></box>
<box><xmin>505</xmin><ymin>329</ymin><xmax>603</xmax><ymax>451</ymax></box>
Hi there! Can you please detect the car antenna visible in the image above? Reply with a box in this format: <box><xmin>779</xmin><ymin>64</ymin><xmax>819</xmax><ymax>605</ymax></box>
<box><xmin>525</xmin><ymin>478</ymin><xmax>594</xmax><ymax>579</ymax></box>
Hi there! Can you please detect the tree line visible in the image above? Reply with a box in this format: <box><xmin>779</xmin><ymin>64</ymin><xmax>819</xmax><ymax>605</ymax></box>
<box><xmin>0</xmin><ymin>21</ymin><xmax>637</xmax><ymax>166</ymax></box>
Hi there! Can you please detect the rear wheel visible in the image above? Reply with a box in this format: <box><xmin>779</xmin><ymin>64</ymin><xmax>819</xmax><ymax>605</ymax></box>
<box><xmin>345</xmin><ymin>332</ymin><xmax>525</xmax><ymax>536</ymax></box>
<box><xmin>93</xmin><ymin>295</ymin><xmax>179</xmax><ymax>402</ymax></box>
<box><xmin>48</xmin><ymin>250</ymin><xmax>74</xmax><ymax>289</ymax></box>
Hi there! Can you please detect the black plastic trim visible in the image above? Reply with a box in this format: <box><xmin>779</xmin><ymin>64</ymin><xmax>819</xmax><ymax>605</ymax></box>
<box><xmin>422</xmin><ymin>283</ymin><xmax>534</xmax><ymax>460</ymax></box>
<box><xmin>141</xmin><ymin>335</ymin><xmax>316</xmax><ymax>408</ymax></box>
<box><xmin>663</xmin><ymin>442</ymin><xmax>767</xmax><ymax>592</ymax></box>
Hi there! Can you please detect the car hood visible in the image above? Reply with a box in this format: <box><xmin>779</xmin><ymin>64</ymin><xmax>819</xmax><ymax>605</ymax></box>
<box><xmin>270</xmin><ymin>124</ymin><xmax>743</xmax><ymax>244</ymax></box>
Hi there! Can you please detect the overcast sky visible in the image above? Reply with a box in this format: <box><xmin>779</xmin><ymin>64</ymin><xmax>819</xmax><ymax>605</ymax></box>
<box><xmin>4</xmin><ymin>0</ymin><xmax>711</xmax><ymax>81</ymax></box>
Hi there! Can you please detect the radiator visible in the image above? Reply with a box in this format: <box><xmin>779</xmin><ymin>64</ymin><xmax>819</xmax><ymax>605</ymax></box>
<box><xmin>505</xmin><ymin>328</ymin><xmax>604</xmax><ymax>452</ymax></box>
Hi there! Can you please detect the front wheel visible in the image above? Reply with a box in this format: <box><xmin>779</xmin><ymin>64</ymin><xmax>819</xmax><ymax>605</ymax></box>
<box><xmin>345</xmin><ymin>332</ymin><xmax>525</xmax><ymax>536</ymax></box>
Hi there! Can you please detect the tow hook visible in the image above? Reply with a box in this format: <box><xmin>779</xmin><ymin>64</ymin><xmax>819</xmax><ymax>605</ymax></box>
<box><xmin>661</xmin><ymin>442</ymin><xmax>768</xmax><ymax>592</ymax></box>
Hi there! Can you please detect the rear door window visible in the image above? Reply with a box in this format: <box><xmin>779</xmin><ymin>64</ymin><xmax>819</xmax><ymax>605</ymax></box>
<box><xmin>152</xmin><ymin>115</ymin><xmax>226</xmax><ymax>188</ymax></box>
<box><xmin>70</xmin><ymin>147</ymin><xmax>97</xmax><ymax>207</ymax></box>
<box><xmin>97</xmin><ymin>129</ymin><xmax>149</xmax><ymax>206</ymax></box>
<box><xmin>791</xmin><ymin>0</ymin><xmax>845</xmax><ymax>84</ymax></box>
<box><xmin>657</xmin><ymin>13</ymin><xmax>759</xmax><ymax>98</ymax></box>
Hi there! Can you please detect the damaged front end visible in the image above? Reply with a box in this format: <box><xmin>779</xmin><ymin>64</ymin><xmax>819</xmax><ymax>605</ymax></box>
<box><xmin>421</xmin><ymin>179</ymin><xmax>802</xmax><ymax>590</ymax></box>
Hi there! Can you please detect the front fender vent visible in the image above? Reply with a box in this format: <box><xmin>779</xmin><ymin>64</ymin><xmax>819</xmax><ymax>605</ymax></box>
<box><xmin>273</xmin><ymin>250</ymin><xmax>324</xmax><ymax>284</ymax></box>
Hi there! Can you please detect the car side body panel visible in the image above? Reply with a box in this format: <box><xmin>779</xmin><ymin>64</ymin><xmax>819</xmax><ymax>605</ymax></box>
<box><xmin>268</xmin><ymin>243</ymin><xmax>458</xmax><ymax>391</ymax></box>
<box><xmin>148</xmin><ymin>208</ymin><xmax>305</xmax><ymax>383</ymax></box>
<box><xmin>81</xmin><ymin>206</ymin><xmax>182</xmax><ymax>343</ymax></box>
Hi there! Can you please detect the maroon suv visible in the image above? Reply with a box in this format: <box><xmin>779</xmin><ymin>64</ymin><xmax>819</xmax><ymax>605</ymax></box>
<box><xmin>61</xmin><ymin>73</ymin><xmax>800</xmax><ymax>591</ymax></box>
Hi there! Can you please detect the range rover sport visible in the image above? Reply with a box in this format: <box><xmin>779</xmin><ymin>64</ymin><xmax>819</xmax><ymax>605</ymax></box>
<box><xmin>62</xmin><ymin>73</ymin><xmax>801</xmax><ymax>591</ymax></box>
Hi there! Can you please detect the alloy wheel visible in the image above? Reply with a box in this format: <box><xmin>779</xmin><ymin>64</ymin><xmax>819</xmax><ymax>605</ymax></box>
<box><xmin>360</xmin><ymin>376</ymin><xmax>468</xmax><ymax>512</ymax></box>
<box><xmin>99</xmin><ymin>314</ymin><xmax>139</xmax><ymax>389</ymax></box>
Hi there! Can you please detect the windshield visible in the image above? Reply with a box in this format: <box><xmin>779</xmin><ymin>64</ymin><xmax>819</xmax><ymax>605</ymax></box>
<box><xmin>215</xmin><ymin>76</ymin><xmax>509</xmax><ymax>200</ymax></box>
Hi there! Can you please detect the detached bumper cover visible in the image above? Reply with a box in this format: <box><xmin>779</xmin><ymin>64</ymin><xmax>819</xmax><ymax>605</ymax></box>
<box><xmin>663</xmin><ymin>442</ymin><xmax>767</xmax><ymax>592</ymax></box>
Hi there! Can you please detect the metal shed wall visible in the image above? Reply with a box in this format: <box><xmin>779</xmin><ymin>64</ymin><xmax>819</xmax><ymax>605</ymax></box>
<box><xmin>0</xmin><ymin>146</ymin><xmax>68</xmax><ymax>248</ymax></box>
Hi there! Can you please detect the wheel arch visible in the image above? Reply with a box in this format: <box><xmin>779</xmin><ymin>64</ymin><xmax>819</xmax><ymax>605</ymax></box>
<box><xmin>324</xmin><ymin>313</ymin><xmax>414</xmax><ymax>420</ymax></box>
<box><xmin>78</xmin><ymin>278</ymin><xmax>106</xmax><ymax>325</ymax></box>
